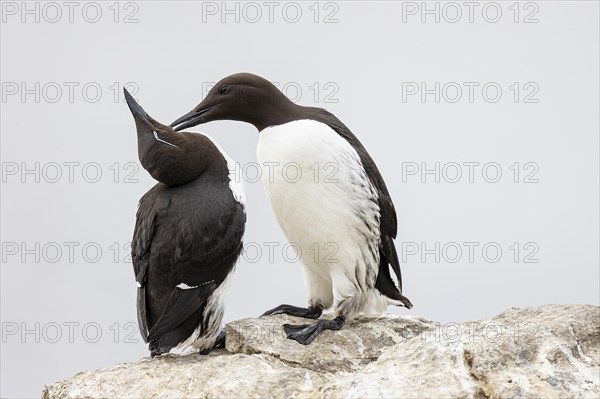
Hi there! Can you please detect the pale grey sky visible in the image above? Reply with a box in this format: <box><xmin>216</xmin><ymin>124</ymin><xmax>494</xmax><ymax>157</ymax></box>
<box><xmin>1</xmin><ymin>1</ymin><xmax>599</xmax><ymax>397</ymax></box>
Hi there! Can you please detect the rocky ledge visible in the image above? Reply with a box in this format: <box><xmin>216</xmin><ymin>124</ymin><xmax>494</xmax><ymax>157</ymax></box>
<box><xmin>43</xmin><ymin>304</ymin><xmax>599</xmax><ymax>398</ymax></box>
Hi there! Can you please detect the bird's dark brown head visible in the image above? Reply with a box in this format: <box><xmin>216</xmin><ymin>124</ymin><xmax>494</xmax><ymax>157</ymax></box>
<box><xmin>124</xmin><ymin>87</ymin><xmax>177</xmax><ymax>136</ymax></box>
<box><xmin>124</xmin><ymin>87</ymin><xmax>222</xmax><ymax>187</ymax></box>
<box><xmin>171</xmin><ymin>73</ymin><xmax>297</xmax><ymax>132</ymax></box>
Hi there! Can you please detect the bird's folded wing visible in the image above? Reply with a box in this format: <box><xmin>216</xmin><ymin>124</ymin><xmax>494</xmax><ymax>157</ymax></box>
<box><xmin>132</xmin><ymin>200</ymin><xmax>157</xmax><ymax>342</ymax></box>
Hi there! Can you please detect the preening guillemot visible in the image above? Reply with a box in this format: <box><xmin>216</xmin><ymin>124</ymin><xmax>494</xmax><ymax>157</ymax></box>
<box><xmin>171</xmin><ymin>73</ymin><xmax>412</xmax><ymax>345</ymax></box>
<box><xmin>124</xmin><ymin>88</ymin><xmax>246</xmax><ymax>356</ymax></box>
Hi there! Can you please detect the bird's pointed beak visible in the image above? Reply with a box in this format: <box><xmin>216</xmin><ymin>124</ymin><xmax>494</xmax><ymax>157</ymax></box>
<box><xmin>124</xmin><ymin>87</ymin><xmax>151</xmax><ymax>123</ymax></box>
<box><xmin>170</xmin><ymin>101</ymin><xmax>216</xmax><ymax>132</ymax></box>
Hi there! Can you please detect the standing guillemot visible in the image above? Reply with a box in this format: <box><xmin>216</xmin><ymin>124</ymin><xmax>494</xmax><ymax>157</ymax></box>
<box><xmin>124</xmin><ymin>88</ymin><xmax>246</xmax><ymax>356</ymax></box>
<box><xmin>170</xmin><ymin>73</ymin><xmax>412</xmax><ymax>345</ymax></box>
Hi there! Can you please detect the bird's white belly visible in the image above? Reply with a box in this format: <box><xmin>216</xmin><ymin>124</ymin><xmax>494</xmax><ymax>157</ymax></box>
<box><xmin>257</xmin><ymin>120</ymin><xmax>381</xmax><ymax>312</ymax></box>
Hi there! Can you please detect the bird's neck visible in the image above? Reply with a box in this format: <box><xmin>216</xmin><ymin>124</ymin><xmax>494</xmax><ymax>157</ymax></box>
<box><xmin>254</xmin><ymin>100</ymin><xmax>306</xmax><ymax>132</ymax></box>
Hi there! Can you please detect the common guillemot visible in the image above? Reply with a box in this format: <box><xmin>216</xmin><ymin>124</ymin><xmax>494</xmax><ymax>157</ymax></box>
<box><xmin>171</xmin><ymin>73</ymin><xmax>412</xmax><ymax>345</ymax></box>
<box><xmin>124</xmin><ymin>88</ymin><xmax>246</xmax><ymax>356</ymax></box>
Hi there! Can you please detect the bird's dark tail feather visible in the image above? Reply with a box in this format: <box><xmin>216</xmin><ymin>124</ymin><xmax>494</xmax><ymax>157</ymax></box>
<box><xmin>398</xmin><ymin>293</ymin><xmax>413</xmax><ymax>309</ymax></box>
<box><xmin>375</xmin><ymin>244</ymin><xmax>413</xmax><ymax>309</ymax></box>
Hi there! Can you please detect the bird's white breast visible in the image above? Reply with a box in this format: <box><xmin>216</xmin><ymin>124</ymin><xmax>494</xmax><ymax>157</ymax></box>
<box><xmin>257</xmin><ymin>120</ymin><xmax>380</xmax><ymax>285</ymax></box>
<box><xmin>201</xmin><ymin>133</ymin><xmax>246</xmax><ymax>206</ymax></box>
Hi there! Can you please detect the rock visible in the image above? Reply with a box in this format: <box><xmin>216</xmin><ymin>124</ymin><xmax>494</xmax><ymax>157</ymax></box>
<box><xmin>43</xmin><ymin>304</ymin><xmax>600</xmax><ymax>399</ymax></box>
<box><xmin>225</xmin><ymin>314</ymin><xmax>433</xmax><ymax>373</ymax></box>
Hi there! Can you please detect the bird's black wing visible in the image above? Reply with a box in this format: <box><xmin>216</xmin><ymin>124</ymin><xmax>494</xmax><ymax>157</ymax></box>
<box><xmin>132</xmin><ymin>182</ymin><xmax>246</xmax><ymax>347</ymax></box>
<box><xmin>132</xmin><ymin>187</ymin><xmax>170</xmax><ymax>343</ymax></box>
<box><xmin>142</xmin><ymin>189</ymin><xmax>245</xmax><ymax>344</ymax></box>
<box><xmin>306</xmin><ymin>108</ymin><xmax>412</xmax><ymax>308</ymax></box>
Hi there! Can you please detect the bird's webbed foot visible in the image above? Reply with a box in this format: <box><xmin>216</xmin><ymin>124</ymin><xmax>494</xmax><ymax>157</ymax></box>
<box><xmin>283</xmin><ymin>317</ymin><xmax>345</xmax><ymax>345</ymax></box>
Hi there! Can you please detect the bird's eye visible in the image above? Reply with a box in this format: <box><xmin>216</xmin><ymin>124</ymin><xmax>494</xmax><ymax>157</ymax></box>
<box><xmin>219</xmin><ymin>86</ymin><xmax>229</xmax><ymax>95</ymax></box>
